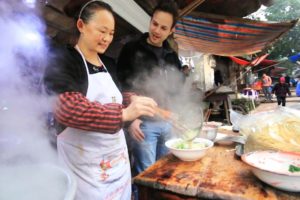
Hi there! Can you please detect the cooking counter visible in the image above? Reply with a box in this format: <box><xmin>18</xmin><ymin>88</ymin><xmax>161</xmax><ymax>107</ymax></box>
<box><xmin>134</xmin><ymin>132</ymin><xmax>300</xmax><ymax>200</ymax></box>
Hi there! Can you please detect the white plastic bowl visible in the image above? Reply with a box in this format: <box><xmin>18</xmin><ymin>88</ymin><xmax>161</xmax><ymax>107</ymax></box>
<box><xmin>165</xmin><ymin>138</ymin><xmax>214</xmax><ymax>161</ymax></box>
<box><xmin>242</xmin><ymin>151</ymin><xmax>300</xmax><ymax>192</ymax></box>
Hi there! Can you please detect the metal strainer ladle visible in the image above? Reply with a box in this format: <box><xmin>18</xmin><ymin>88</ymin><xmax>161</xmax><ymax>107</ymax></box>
<box><xmin>155</xmin><ymin>107</ymin><xmax>202</xmax><ymax>142</ymax></box>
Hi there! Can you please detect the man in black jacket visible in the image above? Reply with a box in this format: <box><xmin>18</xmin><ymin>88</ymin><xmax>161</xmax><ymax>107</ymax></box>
<box><xmin>117</xmin><ymin>1</ymin><xmax>182</xmax><ymax>175</ymax></box>
<box><xmin>272</xmin><ymin>76</ymin><xmax>291</xmax><ymax>106</ymax></box>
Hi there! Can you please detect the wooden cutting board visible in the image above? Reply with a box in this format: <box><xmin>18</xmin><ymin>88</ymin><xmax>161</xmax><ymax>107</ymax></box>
<box><xmin>134</xmin><ymin>145</ymin><xmax>300</xmax><ymax>200</ymax></box>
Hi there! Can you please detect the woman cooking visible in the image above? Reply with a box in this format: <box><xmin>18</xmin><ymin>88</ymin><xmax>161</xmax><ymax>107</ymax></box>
<box><xmin>43</xmin><ymin>1</ymin><xmax>157</xmax><ymax>199</ymax></box>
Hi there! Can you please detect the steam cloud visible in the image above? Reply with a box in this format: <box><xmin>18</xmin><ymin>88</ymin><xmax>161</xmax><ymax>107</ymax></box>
<box><xmin>0</xmin><ymin>1</ymin><xmax>57</xmax><ymax>166</ymax></box>
<box><xmin>0</xmin><ymin>1</ymin><xmax>72</xmax><ymax>199</ymax></box>
<box><xmin>131</xmin><ymin>63</ymin><xmax>204</xmax><ymax>131</ymax></box>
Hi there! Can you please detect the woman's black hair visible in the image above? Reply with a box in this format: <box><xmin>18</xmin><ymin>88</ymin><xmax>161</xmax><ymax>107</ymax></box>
<box><xmin>64</xmin><ymin>0</ymin><xmax>114</xmax><ymax>22</ymax></box>
<box><xmin>63</xmin><ymin>0</ymin><xmax>114</xmax><ymax>42</ymax></box>
<box><xmin>77</xmin><ymin>0</ymin><xmax>114</xmax><ymax>23</ymax></box>
<box><xmin>152</xmin><ymin>0</ymin><xmax>179</xmax><ymax>28</ymax></box>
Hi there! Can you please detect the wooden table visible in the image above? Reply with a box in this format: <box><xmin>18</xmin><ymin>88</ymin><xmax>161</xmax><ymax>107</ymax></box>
<box><xmin>134</xmin><ymin>141</ymin><xmax>300</xmax><ymax>199</ymax></box>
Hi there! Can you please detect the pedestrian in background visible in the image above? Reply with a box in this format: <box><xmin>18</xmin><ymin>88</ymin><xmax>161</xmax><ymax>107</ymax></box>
<box><xmin>262</xmin><ymin>73</ymin><xmax>272</xmax><ymax>102</ymax></box>
<box><xmin>272</xmin><ymin>76</ymin><xmax>291</xmax><ymax>106</ymax></box>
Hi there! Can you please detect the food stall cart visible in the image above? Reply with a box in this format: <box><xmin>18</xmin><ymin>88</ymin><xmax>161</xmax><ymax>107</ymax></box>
<box><xmin>134</xmin><ymin>130</ymin><xmax>300</xmax><ymax>200</ymax></box>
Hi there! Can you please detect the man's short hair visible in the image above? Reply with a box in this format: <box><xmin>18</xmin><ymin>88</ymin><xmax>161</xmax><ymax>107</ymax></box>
<box><xmin>152</xmin><ymin>0</ymin><xmax>179</xmax><ymax>28</ymax></box>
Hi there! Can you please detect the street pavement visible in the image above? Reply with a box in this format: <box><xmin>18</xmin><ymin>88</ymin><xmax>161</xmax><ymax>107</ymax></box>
<box><xmin>253</xmin><ymin>88</ymin><xmax>300</xmax><ymax>112</ymax></box>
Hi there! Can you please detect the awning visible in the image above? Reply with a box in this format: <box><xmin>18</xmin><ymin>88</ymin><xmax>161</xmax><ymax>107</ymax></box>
<box><xmin>258</xmin><ymin>59</ymin><xmax>279</xmax><ymax>66</ymax></box>
<box><xmin>272</xmin><ymin>66</ymin><xmax>288</xmax><ymax>72</ymax></box>
<box><xmin>175</xmin><ymin>12</ymin><xmax>298</xmax><ymax>56</ymax></box>
<box><xmin>271</xmin><ymin>67</ymin><xmax>288</xmax><ymax>77</ymax></box>
<box><xmin>229</xmin><ymin>55</ymin><xmax>278</xmax><ymax>66</ymax></box>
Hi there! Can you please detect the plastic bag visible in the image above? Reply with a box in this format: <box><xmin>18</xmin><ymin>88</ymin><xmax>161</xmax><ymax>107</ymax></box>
<box><xmin>229</xmin><ymin>109</ymin><xmax>245</xmax><ymax>132</ymax></box>
<box><xmin>239</xmin><ymin>111</ymin><xmax>272</xmax><ymax>137</ymax></box>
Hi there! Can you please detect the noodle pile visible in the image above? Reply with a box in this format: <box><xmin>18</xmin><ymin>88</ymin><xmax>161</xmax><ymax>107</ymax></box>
<box><xmin>243</xmin><ymin>109</ymin><xmax>300</xmax><ymax>153</ymax></box>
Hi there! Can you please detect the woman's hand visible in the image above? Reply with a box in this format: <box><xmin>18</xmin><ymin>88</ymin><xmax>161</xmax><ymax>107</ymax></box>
<box><xmin>122</xmin><ymin>96</ymin><xmax>157</xmax><ymax>122</ymax></box>
<box><xmin>128</xmin><ymin>119</ymin><xmax>144</xmax><ymax>142</ymax></box>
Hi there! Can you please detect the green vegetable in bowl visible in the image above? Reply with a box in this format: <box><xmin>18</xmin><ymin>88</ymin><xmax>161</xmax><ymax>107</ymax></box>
<box><xmin>172</xmin><ymin>140</ymin><xmax>206</xmax><ymax>150</ymax></box>
<box><xmin>174</xmin><ymin>142</ymin><xmax>188</xmax><ymax>149</ymax></box>
<box><xmin>289</xmin><ymin>164</ymin><xmax>300</xmax><ymax>173</ymax></box>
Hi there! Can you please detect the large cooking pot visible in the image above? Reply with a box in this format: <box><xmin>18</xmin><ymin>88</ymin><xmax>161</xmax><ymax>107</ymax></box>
<box><xmin>0</xmin><ymin>164</ymin><xmax>77</xmax><ymax>200</ymax></box>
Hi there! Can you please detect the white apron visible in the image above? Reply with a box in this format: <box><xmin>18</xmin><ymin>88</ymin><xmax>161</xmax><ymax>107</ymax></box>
<box><xmin>57</xmin><ymin>46</ymin><xmax>131</xmax><ymax>200</ymax></box>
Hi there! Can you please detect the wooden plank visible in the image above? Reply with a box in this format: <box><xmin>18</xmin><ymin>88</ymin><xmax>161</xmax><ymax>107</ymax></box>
<box><xmin>224</xmin><ymin>97</ymin><xmax>231</xmax><ymax>124</ymax></box>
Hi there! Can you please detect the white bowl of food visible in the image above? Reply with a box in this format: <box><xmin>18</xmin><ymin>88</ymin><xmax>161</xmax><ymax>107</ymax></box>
<box><xmin>242</xmin><ymin>151</ymin><xmax>300</xmax><ymax>192</ymax></box>
<box><xmin>165</xmin><ymin>138</ymin><xmax>214</xmax><ymax>161</ymax></box>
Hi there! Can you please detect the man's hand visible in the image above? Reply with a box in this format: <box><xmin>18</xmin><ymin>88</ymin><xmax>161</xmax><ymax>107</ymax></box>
<box><xmin>128</xmin><ymin>119</ymin><xmax>144</xmax><ymax>142</ymax></box>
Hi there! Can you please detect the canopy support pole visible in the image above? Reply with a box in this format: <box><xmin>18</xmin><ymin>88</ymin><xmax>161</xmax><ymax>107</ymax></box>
<box><xmin>179</xmin><ymin>0</ymin><xmax>205</xmax><ymax>18</ymax></box>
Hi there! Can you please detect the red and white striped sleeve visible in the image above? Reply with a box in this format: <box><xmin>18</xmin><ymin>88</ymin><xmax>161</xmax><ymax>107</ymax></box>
<box><xmin>122</xmin><ymin>92</ymin><xmax>136</xmax><ymax>108</ymax></box>
<box><xmin>54</xmin><ymin>92</ymin><xmax>123</xmax><ymax>134</ymax></box>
